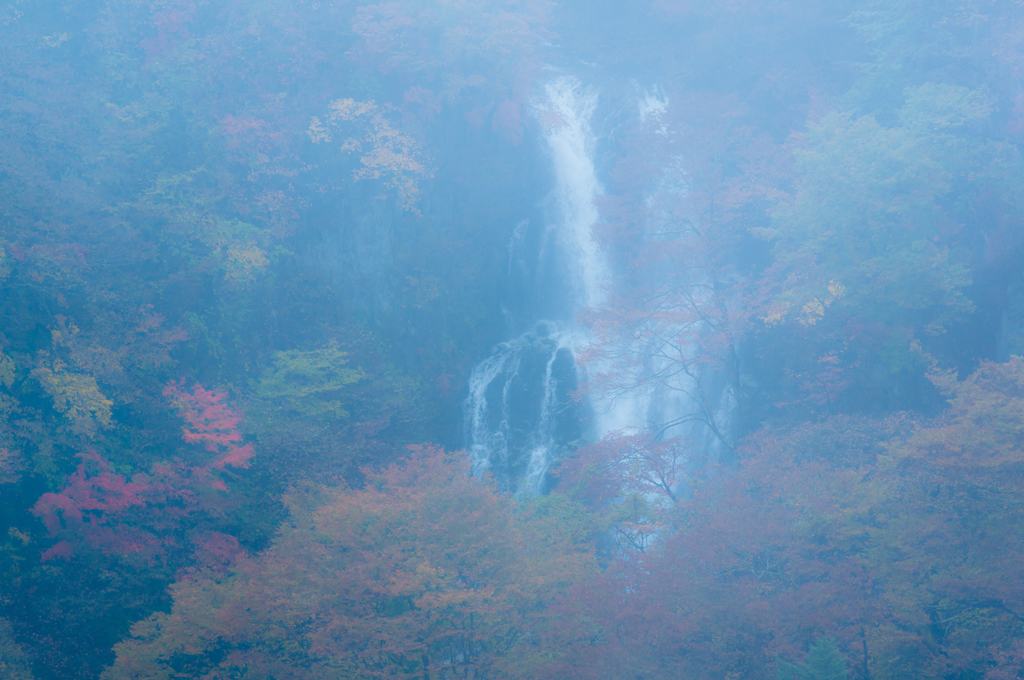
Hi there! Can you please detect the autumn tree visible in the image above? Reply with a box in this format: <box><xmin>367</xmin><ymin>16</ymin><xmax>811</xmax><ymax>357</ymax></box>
<box><xmin>309</xmin><ymin>99</ymin><xmax>435</xmax><ymax>212</ymax></box>
<box><xmin>104</xmin><ymin>446</ymin><xmax>596</xmax><ymax>680</ymax></box>
<box><xmin>348</xmin><ymin>0</ymin><xmax>553</xmax><ymax>141</ymax></box>
<box><xmin>583</xmin><ymin>92</ymin><xmax>787</xmax><ymax>448</ymax></box>
<box><xmin>550</xmin><ymin>415</ymin><xmax>898</xmax><ymax>680</ymax></box>
<box><xmin>849</xmin><ymin>357</ymin><xmax>1024</xmax><ymax>678</ymax></box>
<box><xmin>30</xmin><ymin>382</ymin><xmax>255</xmax><ymax>564</ymax></box>
<box><xmin>557</xmin><ymin>432</ymin><xmax>689</xmax><ymax>554</ymax></box>
<box><xmin>553</xmin><ymin>357</ymin><xmax>1024</xmax><ymax>679</ymax></box>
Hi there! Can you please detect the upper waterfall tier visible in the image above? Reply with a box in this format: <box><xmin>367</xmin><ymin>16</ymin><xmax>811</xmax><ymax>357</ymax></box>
<box><xmin>535</xmin><ymin>77</ymin><xmax>608</xmax><ymax>313</ymax></box>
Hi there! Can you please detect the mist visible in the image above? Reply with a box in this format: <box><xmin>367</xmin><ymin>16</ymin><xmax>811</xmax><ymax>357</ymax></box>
<box><xmin>2</xmin><ymin>1</ymin><xmax>1024</xmax><ymax>678</ymax></box>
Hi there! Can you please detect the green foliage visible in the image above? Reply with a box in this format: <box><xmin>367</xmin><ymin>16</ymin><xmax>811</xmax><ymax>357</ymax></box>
<box><xmin>0</xmin><ymin>352</ymin><xmax>14</xmax><ymax>389</ymax></box>
<box><xmin>256</xmin><ymin>343</ymin><xmax>365</xmax><ymax>420</ymax></box>
<box><xmin>133</xmin><ymin>170</ymin><xmax>273</xmax><ymax>285</ymax></box>
<box><xmin>745</xmin><ymin>78</ymin><xmax>1024</xmax><ymax>415</ymax></box>
<box><xmin>761</xmin><ymin>83</ymin><xmax>1010</xmax><ymax>334</ymax></box>
<box><xmin>246</xmin><ymin>331</ymin><xmax>431</xmax><ymax>485</ymax></box>
<box><xmin>0</xmin><ymin>1</ymin><xmax>544</xmax><ymax>678</ymax></box>
<box><xmin>0</xmin><ymin>617</ymin><xmax>35</xmax><ymax>680</ymax></box>
<box><xmin>777</xmin><ymin>637</ymin><xmax>849</xmax><ymax>680</ymax></box>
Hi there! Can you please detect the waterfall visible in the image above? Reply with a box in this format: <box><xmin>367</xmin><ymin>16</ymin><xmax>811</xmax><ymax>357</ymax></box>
<box><xmin>536</xmin><ymin>78</ymin><xmax>608</xmax><ymax>311</ymax></box>
<box><xmin>463</xmin><ymin>77</ymin><xmax>601</xmax><ymax>494</ymax></box>
<box><xmin>463</xmin><ymin>326</ymin><xmax>579</xmax><ymax>495</ymax></box>
<box><xmin>464</xmin><ymin>76</ymin><xmax>735</xmax><ymax>494</ymax></box>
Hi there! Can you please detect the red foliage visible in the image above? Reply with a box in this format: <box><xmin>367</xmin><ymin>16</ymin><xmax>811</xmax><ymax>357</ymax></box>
<box><xmin>348</xmin><ymin>0</ymin><xmax>552</xmax><ymax>136</ymax></box>
<box><xmin>163</xmin><ymin>381</ymin><xmax>255</xmax><ymax>470</ymax></box>
<box><xmin>561</xmin><ymin>432</ymin><xmax>687</xmax><ymax>504</ymax></box>
<box><xmin>551</xmin><ymin>417</ymin><xmax>904</xmax><ymax>678</ymax></box>
<box><xmin>558</xmin><ymin>432</ymin><xmax>689</xmax><ymax>553</ymax></box>
<box><xmin>187</xmin><ymin>531</ymin><xmax>245</xmax><ymax>575</ymax></box>
<box><xmin>553</xmin><ymin>356</ymin><xmax>1024</xmax><ymax>678</ymax></box>
<box><xmin>140</xmin><ymin>0</ymin><xmax>196</xmax><ymax>60</ymax></box>
<box><xmin>32</xmin><ymin>451</ymin><xmax>190</xmax><ymax>563</ymax></box>
<box><xmin>31</xmin><ymin>382</ymin><xmax>253</xmax><ymax>562</ymax></box>
<box><xmin>987</xmin><ymin>640</ymin><xmax>1024</xmax><ymax>680</ymax></box>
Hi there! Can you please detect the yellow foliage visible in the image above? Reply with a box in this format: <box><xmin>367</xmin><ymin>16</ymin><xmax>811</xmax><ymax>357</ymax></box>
<box><xmin>311</xmin><ymin>99</ymin><xmax>433</xmax><ymax>213</ymax></box>
<box><xmin>797</xmin><ymin>278</ymin><xmax>846</xmax><ymax>325</ymax></box>
<box><xmin>41</xmin><ymin>32</ymin><xmax>68</xmax><ymax>47</ymax></box>
<box><xmin>761</xmin><ymin>300</ymin><xmax>792</xmax><ymax>326</ymax></box>
<box><xmin>326</xmin><ymin>98</ymin><xmax>378</xmax><ymax>121</ymax></box>
<box><xmin>256</xmin><ymin>343</ymin><xmax>364</xmax><ymax>420</ymax></box>
<box><xmin>225</xmin><ymin>243</ymin><xmax>270</xmax><ymax>283</ymax></box>
<box><xmin>49</xmin><ymin>320</ymin><xmax>80</xmax><ymax>348</ymax></box>
<box><xmin>768</xmin><ymin>279</ymin><xmax>847</xmax><ymax>327</ymax></box>
<box><xmin>799</xmin><ymin>299</ymin><xmax>826</xmax><ymax>326</ymax></box>
<box><xmin>203</xmin><ymin>218</ymin><xmax>271</xmax><ymax>285</ymax></box>
<box><xmin>306</xmin><ymin>116</ymin><xmax>331</xmax><ymax>143</ymax></box>
<box><xmin>0</xmin><ymin>353</ymin><xmax>14</xmax><ymax>389</ymax></box>
<box><xmin>32</xmin><ymin>359</ymin><xmax>113</xmax><ymax>435</ymax></box>
<box><xmin>140</xmin><ymin>174</ymin><xmax>272</xmax><ymax>285</ymax></box>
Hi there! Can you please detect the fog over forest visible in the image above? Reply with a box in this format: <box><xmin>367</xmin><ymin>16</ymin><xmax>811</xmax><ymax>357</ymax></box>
<box><xmin>3</xmin><ymin>1</ymin><xmax>1024</xmax><ymax>678</ymax></box>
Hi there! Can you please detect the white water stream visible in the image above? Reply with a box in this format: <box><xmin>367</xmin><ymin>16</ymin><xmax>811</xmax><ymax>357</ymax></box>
<box><xmin>464</xmin><ymin>76</ymin><xmax>733</xmax><ymax>495</ymax></box>
<box><xmin>537</xmin><ymin>78</ymin><xmax>608</xmax><ymax>311</ymax></box>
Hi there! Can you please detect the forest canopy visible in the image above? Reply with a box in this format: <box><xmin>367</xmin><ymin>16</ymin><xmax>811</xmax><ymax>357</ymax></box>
<box><xmin>2</xmin><ymin>0</ymin><xmax>1024</xmax><ymax>679</ymax></box>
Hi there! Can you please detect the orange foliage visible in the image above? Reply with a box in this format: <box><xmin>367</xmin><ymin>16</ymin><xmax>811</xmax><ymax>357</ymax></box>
<box><xmin>105</xmin><ymin>446</ymin><xmax>595</xmax><ymax>679</ymax></box>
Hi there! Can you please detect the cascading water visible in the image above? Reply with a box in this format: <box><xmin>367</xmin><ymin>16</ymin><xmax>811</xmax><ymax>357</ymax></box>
<box><xmin>463</xmin><ymin>77</ymin><xmax>602</xmax><ymax>495</ymax></box>
<box><xmin>464</xmin><ymin>325</ymin><xmax>580</xmax><ymax>495</ymax></box>
<box><xmin>537</xmin><ymin>78</ymin><xmax>608</xmax><ymax>312</ymax></box>
<box><xmin>464</xmin><ymin>76</ymin><xmax>735</xmax><ymax>494</ymax></box>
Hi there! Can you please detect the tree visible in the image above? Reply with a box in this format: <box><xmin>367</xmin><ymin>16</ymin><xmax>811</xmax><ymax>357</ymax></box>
<box><xmin>348</xmin><ymin>0</ymin><xmax>552</xmax><ymax>140</ymax></box>
<box><xmin>852</xmin><ymin>357</ymin><xmax>1024</xmax><ymax>678</ymax></box>
<box><xmin>246</xmin><ymin>334</ymin><xmax>432</xmax><ymax>484</ymax></box>
<box><xmin>0</xmin><ymin>617</ymin><xmax>35</xmax><ymax>680</ymax></box>
<box><xmin>751</xmin><ymin>84</ymin><xmax>1024</xmax><ymax>414</ymax></box>
<box><xmin>104</xmin><ymin>446</ymin><xmax>596</xmax><ymax>680</ymax></box>
<box><xmin>986</xmin><ymin>639</ymin><xmax>1024</xmax><ymax>680</ymax></box>
<box><xmin>549</xmin><ymin>416</ymin><xmax>900</xmax><ymax>679</ymax></box>
<box><xmin>777</xmin><ymin>637</ymin><xmax>850</xmax><ymax>680</ymax></box>
<box><xmin>309</xmin><ymin>99</ymin><xmax>435</xmax><ymax>213</ymax></box>
<box><xmin>557</xmin><ymin>432</ymin><xmax>689</xmax><ymax>554</ymax></box>
<box><xmin>583</xmin><ymin>92</ymin><xmax>788</xmax><ymax>448</ymax></box>
<box><xmin>30</xmin><ymin>382</ymin><xmax>254</xmax><ymax>564</ymax></box>
<box><xmin>758</xmin><ymin>85</ymin><xmax>999</xmax><ymax>334</ymax></box>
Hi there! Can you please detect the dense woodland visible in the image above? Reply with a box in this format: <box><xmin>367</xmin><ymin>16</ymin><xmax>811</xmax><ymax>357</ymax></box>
<box><xmin>2</xmin><ymin>1</ymin><xmax>1024</xmax><ymax>678</ymax></box>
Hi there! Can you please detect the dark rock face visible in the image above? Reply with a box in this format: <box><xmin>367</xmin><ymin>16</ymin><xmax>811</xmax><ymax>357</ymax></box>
<box><xmin>465</xmin><ymin>325</ymin><xmax>581</xmax><ymax>495</ymax></box>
